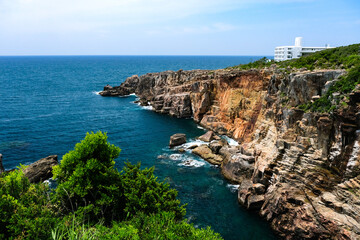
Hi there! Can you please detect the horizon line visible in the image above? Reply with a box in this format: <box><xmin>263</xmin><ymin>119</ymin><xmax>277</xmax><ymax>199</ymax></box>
<box><xmin>0</xmin><ymin>54</ymin><xmax>273</xmax><ymax>57</ymax></box>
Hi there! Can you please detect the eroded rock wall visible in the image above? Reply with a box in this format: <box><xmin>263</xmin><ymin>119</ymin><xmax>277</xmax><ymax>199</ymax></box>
<box><xmin>100</xmin><ymin>67</ymin><xmax>360</xmax><ymax>239</ymax></box>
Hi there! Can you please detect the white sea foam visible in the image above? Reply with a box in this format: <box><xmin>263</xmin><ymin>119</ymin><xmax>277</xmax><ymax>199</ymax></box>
<box><xmin>43</xmin><ymin>178</ymin><xmax>57</xmax><ymax>188</ymax></box>
<box><xmin>179</xmin><ymin>139</ymin><xmax>208</xmax><ymax>149</ymax></box>
<box><xmin>119</xmin><ymin>93</ymin><xmax>137</xmax><ymax>98</ymax></box>
<box><xmin>92</xmin><ymin>91</ymin><xmax>101</xmax><ymax>95</ymax></box>
<box><xmin>141</xmin><ymin>105</ymin><xmax>154</xmax><ymax>110</ymax></box>
<box><xmin>178</xmin><ymin>159</ymin><xmax>205</xmax><ymax>168</ymax></box>
<box><xmin>227</xmin><ymin>184</ymin><xmax>240</xmax><ymax>193</ymax></box>
<box><xmin>222</xmin><ymin>135</ymin><xmax>239</xmax><ymax>146</ymax></box>
<box><xmin>169</xmin><ymin>154</ymin><xmax>183</xmax><ymax>160</ymax></box>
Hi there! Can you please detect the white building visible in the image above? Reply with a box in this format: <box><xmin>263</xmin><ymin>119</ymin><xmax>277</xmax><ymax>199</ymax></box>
<box><xmin>274</xmin><ymin>37</ymin><xmax>333</xmax><ymax>62</ymax></box>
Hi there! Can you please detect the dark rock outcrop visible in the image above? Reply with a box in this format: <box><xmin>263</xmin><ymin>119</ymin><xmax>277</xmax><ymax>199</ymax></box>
<box><xmin>0</xmin><ymin>154</ymin><xmax>4</xmax><ymax>174</ymax></box>
<box><xmin>23</xmin><ymin>155</ymin><xmax>58</xmax><ymax>183</ymax></box>
<box><xmin>169</xmin><ymin>133</ymin><xmax>186</xmax><ymax>148</ymax></box>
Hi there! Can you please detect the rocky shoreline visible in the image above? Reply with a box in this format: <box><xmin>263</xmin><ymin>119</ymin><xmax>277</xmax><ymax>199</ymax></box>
<box><xmin>100</xmin><ymin>67</ymin><xmax>360</xmax><ymax>239</ymax></box>
<box><xmin>0</xmin><ymin>154</ymin><xmax>58</xmax><ymax>183</ymax></box>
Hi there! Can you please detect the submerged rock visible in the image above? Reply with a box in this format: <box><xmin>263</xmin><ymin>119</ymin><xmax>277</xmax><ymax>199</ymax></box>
<box><xmin>169</xmin><ymin>133</ymin><xmax>186</xmax><ymax>148</ymax></box>
<box><xmin>23</xmin><ymin>155</ymin><xmax>58</xmax><ymax>183</ymax></box>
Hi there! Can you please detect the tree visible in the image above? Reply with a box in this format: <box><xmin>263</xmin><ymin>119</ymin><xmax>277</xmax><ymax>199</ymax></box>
<box><xmin>121</xmin><ymin>162</ymin><xmax>186</xmax><ymax>220</ymax></box>
<box><xmin>53</xmin><ymin>131</ymin><xmax>123</xmax><ymax>222</ymax></box>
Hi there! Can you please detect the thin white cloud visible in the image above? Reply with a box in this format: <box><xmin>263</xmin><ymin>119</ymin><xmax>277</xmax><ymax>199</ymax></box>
<box><xmin>0</xmin><ymin>0</ymin><xmax>314</xmax><ymax>35</ymax></box>
<box><xmin>146</xmin><ymin>23</ymin><xmax>238</xmax><ymax>36</ymax></box>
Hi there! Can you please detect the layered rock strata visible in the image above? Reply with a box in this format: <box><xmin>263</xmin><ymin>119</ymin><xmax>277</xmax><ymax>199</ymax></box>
<box><xmin>101</xmin><ymin>68</ymin><xmax>360</xmax><ymax>239</ymax></box>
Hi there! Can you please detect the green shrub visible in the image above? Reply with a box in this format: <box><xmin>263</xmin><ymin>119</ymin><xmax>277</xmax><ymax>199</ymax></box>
<box><xmin>114</xmin><ymin>211</ymin><xmax>222</xmax><ymax>240</ymax></box>
<box><xmin>53</xmin><ymin>131</ymin><xmax>186</xmax><ymax>224</ymax></box>
<box><xmin>121</xmin><ymin>162</ymin><xmax>186</xmax><ymax>220</ymax></box>
<box><xmin>228</xmin><ymin>57</ymin><xmax>273</xmax><ymax>70</ymax></box>
<box><xmin>51</xmin><ymin>215</ymin><xmax>99</xmax><ymax>240</ymax></box>
<box><xmin>0</xmin><ymin>168</ymin><xmax>57</xmax><ymax>239</ymax></box>
<box><xmin>300</xmin><ymin>65</ymin><xmax>360</xmax><ymax>112</ymax></box>
<box><xmin>2</xmin><ymin>131</ymin><xmax>222</xmax><ymax>239</ymax></box>
<box><xmin>53</xmin><ymin>211</ymin><xmax>222</xmax><ymax>240</ymax></box>
<box><xmin>53</xmin><ymin>131</ymin><xmax>123</xmax><ymax>223</ymax></box>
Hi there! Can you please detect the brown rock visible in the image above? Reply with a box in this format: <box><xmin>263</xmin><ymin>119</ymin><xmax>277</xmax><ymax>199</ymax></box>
<box><xmin>221</xmin><ymin>150</ymin><xmax>254</xmax><ymax>183</ymax></box>
<box><xmin>192</xmin><ymin>144</ymin><xmax>223</xmax><ymax>165</ymax></box>
<box><xmin>238</xmin><ymin>179</ymin><xmax>253</xmax><ymax>205</ymax></box>
<box><xmin>198</xmin><ymin>131</ymin><xmax>215</xmax><ymax>142</ymax></box>
<box><xmin>209</xmin><ymin>141</ymin><xmax>223</xmax><ymax>154</ymax></box>
<box><xmin>253</xmin><ymin>183</ymin><xmax>266</xmax><ymax>195</ymax></box>
<box><xmin>247</xmin><ymin>194</ymin><xmax>265</xmax><ymax>210</ymax></box>
<box><xmin>169</xmin><ymin>133</ymin><xmax>186</xmax><ymax>148</ymax></box>
<box><xmin>23</xmin><ymin>155</ymin><xmax>58</xmax><ymax>183</ymax></box>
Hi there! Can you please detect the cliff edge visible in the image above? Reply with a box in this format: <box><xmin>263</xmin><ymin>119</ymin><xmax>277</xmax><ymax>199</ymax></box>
<box><xmin>100</xmin><ymin>44</ymin><xmax>360</xmax><ymax>239</ymax></box>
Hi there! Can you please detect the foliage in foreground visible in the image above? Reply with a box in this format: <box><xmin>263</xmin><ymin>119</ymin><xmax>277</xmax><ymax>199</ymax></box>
<box><xmin>0</xmin><ymin>167</ymin><xmax>57</xmax><ymax>239</ymax></box>
<box><xmin>0</xmin><ymin>131</ymin><xmax>220</xmax><ymax>239</ymax></box>
<box><xmin>53</xmin><ymin>131</ymin><xmax>123</xmax><ymax>222</ymax></box>
<box><xmin>52</xmin><ymin>212</ymin><xmax>221</xmax><ymax>240</ymax></box>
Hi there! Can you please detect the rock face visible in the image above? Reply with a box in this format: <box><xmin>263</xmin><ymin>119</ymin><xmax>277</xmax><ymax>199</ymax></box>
<box><xmin>197</xmin><ymin>131</ymin><xmax>215</xmax><ymax>142</ymax></box>
<box><xmin>23</xmin><ymin>155</ymin><xmax>58</xmax><ymax>183</ymax></box>
<box><xmin>102</xmin><ymin>68</ymin><xmax>360</xmax><ymax>239</ymax></box>
<box><xmin>169</xmin><ymin>133</ymin><xmax>186</xmax><ymax>148</ymax></box>
<box><xmin>0</xmin><ymin>154</ymin><xmax>4</xmax><ymax>174</ymax></box>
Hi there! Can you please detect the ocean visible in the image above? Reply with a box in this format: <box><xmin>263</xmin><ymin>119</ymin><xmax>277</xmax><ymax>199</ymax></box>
<box><xmin>0</xmin><ymin>56</ymin><xmax>277</xmax><ymax>240</ymax></box>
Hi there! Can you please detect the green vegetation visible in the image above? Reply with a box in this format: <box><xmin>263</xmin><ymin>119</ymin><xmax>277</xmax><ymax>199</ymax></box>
<box><xmin>276</xmin><ymin>43</ymin><xmax>360</xmax><ymax>70</ymax></box>
<box><xmin>0</xmin><ymin>131</ymin><xmax>222</xmax><ymax>240</ymax></box>
<box><xmin>0</xmin><ymin>167</ymin><xmax>57</xmax><ymax>239</ymax></box>
<box><xmin>299</xmin><ymin>65</ymin><xmax>360</xmax><ymax>112</ymax></box>
<box><xmin>227</xmin><ymin>57</ymin><xmax>272</xmax><ymax>70</ymax></box>
<box><xmin>53</xmin><ymin>131</ymin><xmax>123</xmax><ymax>223</ymax></box>
<box><xmin>229</xmin><ymin>43</ymin><xmax>360</xmax><ymax>71</ymax></box>
<box><xmin>229</xmin><ymin>43</ymin><xmax>360</xmax><ymax>113</ymax></box>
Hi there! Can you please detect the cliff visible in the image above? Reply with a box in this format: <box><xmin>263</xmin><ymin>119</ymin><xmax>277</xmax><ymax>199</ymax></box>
<box><xmin>100</xmin><ymin>47</ymin><xmax>360</xmax><ymax>239</ymax></box>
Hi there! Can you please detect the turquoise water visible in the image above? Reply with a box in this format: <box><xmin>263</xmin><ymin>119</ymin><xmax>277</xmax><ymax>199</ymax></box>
<box><xmin>0</xmin><ymin>56</ymin><xmax>277</xmax><ymax>240</ymax></box>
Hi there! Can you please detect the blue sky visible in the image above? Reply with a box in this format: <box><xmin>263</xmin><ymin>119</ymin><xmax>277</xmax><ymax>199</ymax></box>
<box><xmin>0</xmin><ymin>0</ymin><xmax>359</xmax><ymax>55</ymax></box>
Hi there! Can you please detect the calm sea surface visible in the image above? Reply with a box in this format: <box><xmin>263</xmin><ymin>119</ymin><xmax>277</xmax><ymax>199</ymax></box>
<box><xmin>0</xmin><ymin>56</ymin><xmax>277</xmax><ymax>240</ymax></box>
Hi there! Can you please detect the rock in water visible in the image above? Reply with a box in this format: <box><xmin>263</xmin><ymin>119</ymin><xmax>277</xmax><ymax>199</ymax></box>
<box><xmin>0</xmin><ymin>154</ymin><xmax>4</xmax><ymax>173</ymax></box>
<box><xmin>197</xmin><ymin>131</ymin><xmax>215</xmax><ymax>142</ymax></box>
<box><xmin>192</xmin><ymin>144</ymin><xmax>223</xmax><ymax>165</ymax></box>
<box><xmin>23</xmin><ymin>155</ymin><xmax>58</xmax><ymax>183</ymax></box>
<box><xmin>169</xmin><ymin>133</ymin><xmax>186</xmax><ymax>148</ymax></box>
